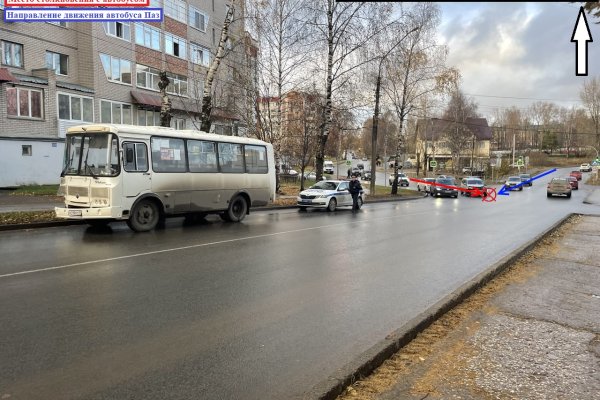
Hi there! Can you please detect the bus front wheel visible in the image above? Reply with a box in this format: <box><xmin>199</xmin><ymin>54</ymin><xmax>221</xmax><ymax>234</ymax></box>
<box><xmin>127</xmin><ymin>199</ymin><xmax>160</xmax><ymax>232</ymax></box>
<box><xmin>222</xmin><ymin>195</ymin><xmax>248</xmax><ymax>222</ymax></box>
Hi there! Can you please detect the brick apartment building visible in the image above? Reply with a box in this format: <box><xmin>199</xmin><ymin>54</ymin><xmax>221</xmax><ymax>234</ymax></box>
<box><xmin>0</xmin><ymin>0</ymin><xmax>253</xmax><ymax>186</ymax></box>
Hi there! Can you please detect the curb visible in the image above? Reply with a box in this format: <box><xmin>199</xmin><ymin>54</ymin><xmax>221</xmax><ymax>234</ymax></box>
<box><xmin>306</xmin><ymin>213</ymin><xmax>576</xmax><ymax>400</ymax></box>
<box><xmin>0</xmin><ymin>194</ymin><xmax>427</xmax><ymax>232</ymax></box>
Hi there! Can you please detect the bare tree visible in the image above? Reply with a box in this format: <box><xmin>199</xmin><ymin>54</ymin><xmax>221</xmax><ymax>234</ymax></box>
<box><xmin>251</xmin><ymin>0</ymin><xmax>310</xmax><ymax>170</ymax></box>
<box><xmin>307</xmin><ymin>1</ymin><xmax>393</xmax><ymax>181</ymax></box>
<box><xmin>442</xmin><ymin>89</ymin><xmax>479</xmax><ymax>173</ymax></box>
<box><xmin>383</xmin><ymin>2</ymin><xmax>454</xmax><ymax>194</ymax></box>
<box><xmin>198</xmin><ymin>3</ymin><xmax>236</xmax><ymax>133</ymax></box>
<box><xmin>580</xmin><ymin>76</ymin><xmax>600</xmax><ymax>148</ymax></box>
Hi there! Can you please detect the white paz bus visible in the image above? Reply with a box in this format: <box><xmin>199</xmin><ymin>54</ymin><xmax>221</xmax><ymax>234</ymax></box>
<box><xmin>55</xmin><ymin>124</ymin><xmax>276</xmax><ymax>232</ymax></box>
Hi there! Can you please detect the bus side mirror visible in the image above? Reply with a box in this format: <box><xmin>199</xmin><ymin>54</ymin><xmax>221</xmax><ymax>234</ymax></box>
<box><xmin>126</xmin><ymin>148</ymin><xmax>134</xmax><ymax>163</ymax></box>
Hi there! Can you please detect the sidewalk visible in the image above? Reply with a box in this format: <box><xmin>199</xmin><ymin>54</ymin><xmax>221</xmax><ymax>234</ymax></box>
<box><xmin>0</xmin><ymin>191</ymin><xmax>63</xmax><ymax>212</ymax></box>
<box><xmin>333</xmin><ymin>214</ymin><xmax>600</xmax><ymax>400</ymax></box>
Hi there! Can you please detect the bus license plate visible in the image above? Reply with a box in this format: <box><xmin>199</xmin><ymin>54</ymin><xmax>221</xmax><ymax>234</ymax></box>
<box><xmin>68</xmin><ymin>210</ymin><xmax>82</xmax><ymax>217</ymax></box>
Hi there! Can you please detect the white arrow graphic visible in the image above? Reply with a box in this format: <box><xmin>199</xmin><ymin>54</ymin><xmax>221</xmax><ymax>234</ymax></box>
<box><xmin>571</xmin><ymin>6</ymin><xmax>593</xmax><ymax>76</ymax></box>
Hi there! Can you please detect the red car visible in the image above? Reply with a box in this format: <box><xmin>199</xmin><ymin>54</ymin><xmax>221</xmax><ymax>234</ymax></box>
<box><xmin>570</xmin><ymin>171</ymin><xmax>582</xmax><ymax>181</ymax></box>
<box><xmin>567</xmin><ymin>176</ymin><xmax>579</xmax><ymax>190</ymax></box>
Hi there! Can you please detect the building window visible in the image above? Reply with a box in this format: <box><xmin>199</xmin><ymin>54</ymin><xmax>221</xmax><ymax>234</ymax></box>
<box><xmin>212</xmin><ymin>28</ymin><xmax>215</xmax><ymax>46</ymax></box>
<box><xmin>137</xmin><ymin>108</ymin><xmax>160</xmax><ymax>126</ymax></box>
<box><xmin>0</xmin><ymin>0</ymin><xmax>4</xmax><ymax>9</ymax></box>
<box><xmin>136</xmin><ymin>64</ymin><xmax>160</xmax><ymax>91</ymax></box>
<box><xmin>189</xmin><ymin>6</ymin><xmax>208</xmax><ymax>32</ymax></box>
<box><xmin>166</xmin><ymin>72</ymin><xmax>187</xmax><ymax>96</ymax></box>
<box><xmin>190</xmin><ymin>43</ymin><xmax>210</xmax><ymax>67</ymax></box>
<box><xmin>22</xmin><ymin>145</ymin><xmax>32</xmax><ymax>156</ymax></box>
<box><xmin>171</xmin><ymin>118</ymin><xmax>185</xmax><ymax>130</ymax></box>
<box><xmin>165</xmin><ymin>33</ymin><xmax>186</xmax><ymax>59</ymax></box>
<box><xmin>100</xmin><ymin>100</ymin><xmax>132</xmax><ymax>124</ymax></box>
<box><xmin>100</xmin><ymin>54</ymin><xmax>132</xmax><ymax>84</ymax></box>
<box><xmin>2</xmin><ymin>41</ymin><xmax>23</xmax><ymax>68</ymax></box>
<box><xmin>47</xmin><ymin>21</ymin><xmax>67</xmax><ymax>27</ymax></box>
<box><xmin>46</xmin><ymin>51</ymin><xmax>68</xmax><ymax>75</ymax></box>
<box><xmin>58</xmin><ymin>93</ymin><xmax>93</xmax><ymax>122</ymax></box>
<box><xmin>164</xmin><ymin>0</ymin><xmax>186</xmax><ymax>23</ymax></box>
<box><xmin>6</xmin><ymin>87</ymin><xmax>43</xmax><ymax>119</ymax></box>
<box><xmin>135</xmin><ymin>23</ymin><xmax>161</xmax><ymax>51</ymax></box>
<box><xmin>103</xmin><ymin>21</ymin><xmax>131</xmax><ymax>41</ymax></box>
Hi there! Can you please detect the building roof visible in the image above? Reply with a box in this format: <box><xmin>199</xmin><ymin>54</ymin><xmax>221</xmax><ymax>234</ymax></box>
<box><xmin>131</xmin><ymin>90</ymin><xmax>162</xmax><ymax>108</ymax></box>
<box><xmin>417</xmin><ymin>117</ymin><xmax>492</xmax><ymax>141</ymax></box>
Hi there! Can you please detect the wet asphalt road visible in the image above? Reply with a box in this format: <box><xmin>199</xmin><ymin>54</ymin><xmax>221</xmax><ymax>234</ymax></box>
<box><xmin>1</xmin><ymin>167</ymin><xmax>598</xmax><ymax>400</ymax></box>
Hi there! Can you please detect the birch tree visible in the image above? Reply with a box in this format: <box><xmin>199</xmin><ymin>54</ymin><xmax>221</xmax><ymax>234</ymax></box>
<box><xmin>383</xmin><ymin>2</ymin><xmax>454</xmax><ymax>194</ymax></box>
<box><xmin>199</xmin><ymin>3</ymin><xmax>235</xmax><ymax>133</ymax></box>
<box><xmin>308</xmin><ymin>1</ymin><xmax>392</xmax><ymax>181</ymax></box>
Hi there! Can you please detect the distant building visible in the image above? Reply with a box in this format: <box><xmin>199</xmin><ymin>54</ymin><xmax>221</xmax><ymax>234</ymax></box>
<box><xmin>415</xmin><ymin>117</ymin><xmax>492</xmax><ymax>172</ymax></box>
<box><xmin>0</xmin><ymin>0</ymin><xmax>253</xmax><ymax>186</ymax></box>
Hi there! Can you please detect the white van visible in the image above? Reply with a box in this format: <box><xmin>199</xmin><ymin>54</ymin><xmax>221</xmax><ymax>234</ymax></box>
<box><xmin>324</xmin><ymin>160</ymin><xmax>334</xmax><ymax>174</ymax></box>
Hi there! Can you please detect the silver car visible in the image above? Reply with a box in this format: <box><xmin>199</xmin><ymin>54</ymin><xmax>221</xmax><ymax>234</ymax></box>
<box><xmin>297</xmin><ymin>180</ymin><xmax>363</xmax><ymax>211</ymax></box>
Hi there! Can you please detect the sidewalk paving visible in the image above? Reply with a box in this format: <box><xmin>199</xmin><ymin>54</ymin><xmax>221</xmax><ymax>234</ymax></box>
<box><xmin>334</xmin><ymin>214</ymin><xmax>600</xmax><ymax>400</ymax></box>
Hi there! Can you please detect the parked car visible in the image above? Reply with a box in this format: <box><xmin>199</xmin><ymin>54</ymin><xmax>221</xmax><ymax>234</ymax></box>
<box><xmin>417</xmin><ymin>177</ymin><xmax>436</xmax><ymax>193</ymax></box>
<box><xmin>462</xmin><ymin>167</ymin><xmax>472</xmax><ymax>174</ymax></box>
<box><xmin>362</xmin><ymin>170</ymin><xmax>372</xmax><ymax>181</ymax></box>
<box><xmin>460</xmin><ymin>177</ymin><xmax>486</xmax><ymax>197</ymax></box>
<box><xmin>580</xmin><ymin>163</ymin><xmax>592</xmax><ymax>172</ymax></box>
<box><xmin>357</xmin><ymin>162</ymin><xmax>365</xmax><ymax>170</ymax></box>
<box><xmin>431</xmin><ymin>177</ymin><xmax>458</xmax><ymax>198</ymax></box>
<box><xmin>362</xmin><ymin>157</ymin><xmax>368</xmax><ymax>161</ymax></box>
<box><xmin>567</xmin><ymin>176</ymin><xmax>579</xmax><ymax>190</ymax></box>
<box><xmin>547</xmin><ymin>178</ymin><xmax>572</xmax><ymax>198</ymax></box>
<box><xmin>504</xmin><ymin>176</ymin><xmax>523</xmax><ymax>191</ymax></box>
<box><xmin>519</xmin><ymin>173</ymin><xmax>533</xmax><ymax>187</ymax></box>
<box><xmin>389</xmin><ymin>172</ymin><xmax>410</xmax><ymax>186</ymax></box>
<box><xmin>297</xmin><ymin>180</ymin><xmax>363</xmax><ymax>211</ymax></box>
<box><xmin>323</xmin><ymin>161</ymin><xmax>335</xmax><ymax>174</ymax></box>
<box><xmin>570</xmin><ymin>170</ymin><xmax>582</xmax><ymax>181</ymax></box>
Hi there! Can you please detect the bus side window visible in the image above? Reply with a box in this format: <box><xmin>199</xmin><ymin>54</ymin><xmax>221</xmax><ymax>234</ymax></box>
<box><xmin>123</xmin><ymin>142</ymin><xmax>148</xmax><ymax>172</ymax></box>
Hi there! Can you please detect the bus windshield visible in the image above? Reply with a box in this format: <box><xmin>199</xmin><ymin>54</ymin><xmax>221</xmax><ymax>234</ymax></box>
<box><xmin>63</xmin><ymin>133</ymin><xmax>120</xmax><ymax>177</ymax></box>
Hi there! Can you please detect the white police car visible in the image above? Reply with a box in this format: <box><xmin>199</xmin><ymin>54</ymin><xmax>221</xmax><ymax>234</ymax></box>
<box><xmin>297</xmin><ymin>180</ymin><xmax>363</xmax><ymax>212</ymax></box>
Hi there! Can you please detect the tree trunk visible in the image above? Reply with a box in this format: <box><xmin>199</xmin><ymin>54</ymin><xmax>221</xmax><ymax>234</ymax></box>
<box><xmin>200</xmin><ymin>5</ymin><xmax>234</xmax><ymax>133</ymax></box>
<box><xmin>158</xmin><ymin>72</ymin><xmax>172</xmax><ymax>127</ymax></box>
<box><xmin>315</xmin><ymin>1</ymin><xmax>334</xmax><ymax>182</ymax></box>
<box><xmin>370</xmin><ymin>74</ymin><xmax>381</xmax><ymax>194</ymax></box>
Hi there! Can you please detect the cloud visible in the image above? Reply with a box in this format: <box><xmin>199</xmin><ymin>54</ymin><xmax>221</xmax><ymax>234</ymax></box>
<box><xmin>438</xmin><ymin>2</ymin><xmax>600</xmax><ymax>118</ymax></box>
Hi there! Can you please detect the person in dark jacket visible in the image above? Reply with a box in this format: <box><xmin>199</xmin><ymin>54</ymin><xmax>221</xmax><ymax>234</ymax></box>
<box><xmin>349</xmin><ymin>174</ymin><xmax>363</xmax><ymax>212</ymax></box>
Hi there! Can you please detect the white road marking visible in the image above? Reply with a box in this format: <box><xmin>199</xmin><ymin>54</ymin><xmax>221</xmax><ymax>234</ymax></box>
<box><xmin>0</xmin><ymin>211</ymin><xmax>431</xmax><ymax>279</ymax></box>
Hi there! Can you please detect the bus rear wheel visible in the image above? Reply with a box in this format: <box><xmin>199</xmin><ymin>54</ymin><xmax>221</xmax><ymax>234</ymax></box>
<box><xmin>127</xmin><ymin>199</ymin><xmax>160</xmax><ymax>232</ymax></box>
<box><xmin>222</xmin><ymin>195</ymin><xmax>247</xmax><ymax>222</ymax></box>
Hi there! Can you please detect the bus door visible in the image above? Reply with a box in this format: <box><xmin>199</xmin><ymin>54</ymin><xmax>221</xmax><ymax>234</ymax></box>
<box><xmin>122</xmin><ymin>142</ymin><xmax>152</xmax><ymax>198</ymax></box>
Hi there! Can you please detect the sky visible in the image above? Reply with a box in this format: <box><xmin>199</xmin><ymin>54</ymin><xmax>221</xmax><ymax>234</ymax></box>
<box><xmin>437</xmin><ymin>2</ymin><xmax>600</xmax><ymax>121</ymax></box>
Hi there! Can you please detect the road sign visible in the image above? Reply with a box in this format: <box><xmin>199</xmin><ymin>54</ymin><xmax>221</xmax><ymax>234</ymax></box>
<box><xmin>346</xmin><ymin>160</ymin><xmax>352</xmax><ymax>166</ymax></box>
<box><xmin>430</xmin><ymin>160</ymin><xmax>437</xmax><ymax>168</ymax></box>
